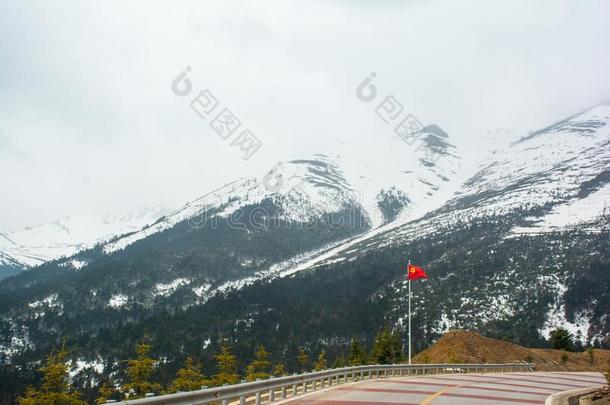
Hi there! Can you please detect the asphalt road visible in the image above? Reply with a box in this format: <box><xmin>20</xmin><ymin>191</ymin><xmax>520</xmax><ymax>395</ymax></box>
<box><xmin>279</xmin><ymin>372</ymin><xmax>607</xmax><ymax>405</ymax></box>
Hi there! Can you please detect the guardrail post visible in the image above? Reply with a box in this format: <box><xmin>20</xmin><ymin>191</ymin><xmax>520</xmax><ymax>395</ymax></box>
<box><xmin>221</xmin><ymin>400</ymin><xmax>228</xmax><ymax>405</ymax></box>
<box><xmin>239</xmin><ymin>395</ymin><xmax>246</xmax><ymax>405</ymax></box>
<box><xmin>281</xmin><ymin>386</ymin><xmax>287</xmax><ymax>398</ymax></box>
<box><xmin>303</xmin><ymin>381</ymin><xmax>308</xmax><ymax>393</ymax></box>
<box><xmin>269</xmin><ymin>388</ymin><xmax>275</xmax><ymax>402</ymax></box>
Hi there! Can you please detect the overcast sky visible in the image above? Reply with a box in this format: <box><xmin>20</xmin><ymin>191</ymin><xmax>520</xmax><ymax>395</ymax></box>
<box><xmin>1</xmin><ymin>0</ymin><xmax>610</xmax><ymax>231</ymax></box>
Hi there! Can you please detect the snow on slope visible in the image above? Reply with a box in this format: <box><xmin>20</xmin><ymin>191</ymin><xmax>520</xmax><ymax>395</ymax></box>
<box><xmin>0</xmin><ymin>250</ymin><xmax>23</xmax><ymax>269</ymax></box>
<box><xmin>262</xmin><ymin>104</ymin><xmax>610</xmax><ymax>274</ymax></box>
<box><xmin>538</xmin><ymin>278</ymin><xmax>593</xmax><ymax>346</ymax></box>
<box><xmin>456</xmin><ymin>104</ymin><xmax>610</xmax><ymax>215</ymax></box>
<box><xmin>511</xmin><ymin>182</ymin><xmax>610</xmax><ymax>235</ymax></box>
<box><xmin>330</xmin><ymin>124</ymin><xmax>462</xmax><ymax>227</ymax></box>
<box><xmin>382</xmin><ymin>104</ymin><xmax>610</xmax><ymax>245</ymax></box>
<box><xmin>103</xmin><ymin>156</ymin><xmax>359</xmax><ymax>254</ymax></box>
<box><xmin>0</xmin><ymin>206</ymin><xmax>169</xmax><ymax>268</ymax></box>
<box><xmin>102</xmin><ymin>124</ymin><xmax>463</xmax><ymax>257</ymax></box>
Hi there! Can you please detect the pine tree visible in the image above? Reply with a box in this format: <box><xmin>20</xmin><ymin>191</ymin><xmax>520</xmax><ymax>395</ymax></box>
<box><xmin>370</xmin><ymin>328</ymin><xmax>403</xmax><ymax>364</ymax></box>
<box><xmin>314</xmin><ymin>350</ymin><xmax>327</xmax><ymax>371</ymax></box>
<box><xmin>245</xmin><ymin>345</ymin><xmax>272</xmax><ymax>381</ymax></box>
<box><xmin>389</xmin><ymin>332</ymin><xmax>404</xmax><ymax>362</ymax></box>
<box><xmin>272</xmin><ymin>362</ymin><xmax>286</xmax><ymax>376</ymax></box>
<box><xmin>333</xmin><ymin>355</ymin><xmax>346</xmax><ymax>368</ymax></box>
<box><xmin>18</xmin><ymin>345</ymin><xmax>86</xmax><ymax>405</ymax></box>
<box><xmin>213</xmin><ymin>342</ymin><xmax>239</xmax><ymax>386</ymax></box>
<box><xmin>297</xmin><ymin>347</ymin><xmax>310</xmax><ymax>373</ymax></box>
<box><xmin>122</xmin><ymin>341</ymin><xmax>161</xmax><ymax>398</ymax></box>
<box><xmin>348</xmin><ymin>337</ymin><xmax>367</xmax><ymax>366</ymax></box>
<box><xmin>167</xmin><ymin>357</ymin><xmax>210</xmax><ymax>393</ymax></box>
<box><xmin>95</xmin><ymin>383</ymin><xmax>115</xmax><ymax>405</ymax></box>
<box><xmin>549</xmin><ymin>328</ymin><xmax>575</xmax><ymax>352</ymax></box>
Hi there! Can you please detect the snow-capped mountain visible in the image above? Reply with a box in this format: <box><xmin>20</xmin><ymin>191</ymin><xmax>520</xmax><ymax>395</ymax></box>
<box><xmin>324</xmin><ymin>123</ymin><xmax>462</xmax><ymax>227</ymax></box>
<box><xmin>452</xmin><ymin>103</ymin><xmax>610</xmax><ymax>222</ymax></box>
<box><xmin>263</xmin><ymin>102</ymin><xmax>610</xmax><ymax>346</ymax></box>
<box><xmin>0</xmin><ymin>206</ymin><xmax>170</xmax><ymax>270</ymax></box>
<box><xmin>98</xmin><ymin>123</ymin><xmax>462</xmax><ymax>257</ymax></box>
<box><xmin>0</xmin><ymin>251</ymin><xmax>23</xmax><ymax>280</ymax></box>
<box><xmin>0</xmin><ymin>105</ymin><xmax>608</xmax><ymax>381</ymax></box>
<box><xmin>282</xmin><ymin>103</ymin><xmax>610</xmax><ymax>270</ymax></box>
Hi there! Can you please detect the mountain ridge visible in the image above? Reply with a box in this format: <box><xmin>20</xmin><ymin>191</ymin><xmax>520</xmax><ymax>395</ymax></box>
<box><xmin>0</xmin><ymin>206</ymin><xmax>171</xmax><ymax>274</ymax></box>
<box><xmin>0</xmin><ymin>106</ymin><xmax>608</xmax><ymax>402</ymax></box>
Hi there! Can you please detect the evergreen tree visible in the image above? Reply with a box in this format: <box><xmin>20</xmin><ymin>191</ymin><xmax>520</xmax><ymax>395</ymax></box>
<box><xmin>370</xmin><ymin>328</ymin><xmax>404</xmax><ymax>364</ymax></box>
<box><xmin>333</xmin><ymin>355</ymin><xmax>346</xmax><ymax>368</ymax></box>
<box><xmin>18</xmin><ymin>345</ymin><xmax>86</xmax><ymax>405</ymax></box>
<box><xmin>348</xmin><ymin>337</ymin><xmax>367</xmax><ymax>366</ymax></box>
<box><xmin>272</xmin><ymin>362</ymin><xmax>286</xmax><ymax>376</ymax></box>
<box><xmin>549</xmin><ymin>328</ymin><xmax>575</xmax><ymax>352</ymax></box>
<box><xmin>314</xmin><ymin>350</ymin><xmax>327</xmax><ymax>371</ymax></box>
<box><xmin>95</xmin><ymin>383</ymin><xmax>115</xmax><ymax>405</ymax></box>
<box><xmin>122</xmin><ymin>340</ymin><xmax>161</xmax><ymax>398</ymax></box>
<box><xmin>213</xmin><ymin>342</ymin><xmax>239</xmax><ymax>385</ymax></box>
<box><xmin>166</xmin><ymin>357</ymin><xmax>210</xmax><ymax>393</ymax></box>
<box><xmin>297</xmin><ymin>347</ymin><xmax>310</xmax><ymax>373</ymax></box>
<box><xmin>245</xmin><ymin>345</ymin><xmax>272</xmax><ymax>381</ymax></box>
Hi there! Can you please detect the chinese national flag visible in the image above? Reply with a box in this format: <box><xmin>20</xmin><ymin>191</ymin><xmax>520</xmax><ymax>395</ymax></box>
<box><xmin>407</xmin><ymin>263</ymin><xmax>428</xmax><ymax>281</ymax></box>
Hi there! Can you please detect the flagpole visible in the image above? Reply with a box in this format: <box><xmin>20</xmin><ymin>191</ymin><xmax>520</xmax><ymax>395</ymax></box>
<box><xmin>408</xmin><ymin>259</ymin><xmax>411</xmax><ymax>365</ymax></box>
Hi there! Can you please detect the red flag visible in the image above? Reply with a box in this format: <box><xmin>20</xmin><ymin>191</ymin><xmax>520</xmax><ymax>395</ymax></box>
<box><xmin>407</xmin><ymin>263</ymin><xmax>428</xmax><ymax>281</ymax></box>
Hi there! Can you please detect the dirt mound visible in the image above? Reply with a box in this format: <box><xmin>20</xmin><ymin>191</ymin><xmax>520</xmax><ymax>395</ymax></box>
<box><xmin>413</xmin><ymin>330</ymin><xmax>610</xmax><ymax>372</ymax></box>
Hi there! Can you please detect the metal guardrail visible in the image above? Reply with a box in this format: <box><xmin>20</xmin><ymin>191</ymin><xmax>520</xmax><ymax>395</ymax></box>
<box><xmin>110</xmin><ymin>362</ymin><xmax>535</xmax><ymax>405</ymax></box>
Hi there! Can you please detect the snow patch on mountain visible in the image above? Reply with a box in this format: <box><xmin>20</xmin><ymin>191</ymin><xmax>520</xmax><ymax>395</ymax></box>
<box><xmin>28</xmin><ymin>294</ymin><xmax>61</xmax><ymax>311</ymax></box>
<box><xmin>108</xmin><ymin>294</ymin><xmax>128</xmax><ymax>309</ymax></box>
<box><xmin>510</xmin><ymin>182</ymin><xmax>610</xmax><ymax>235</ymax></box>
<box><xmin>0</xmin><ymin>334</ymin><xmax>29</xmax><ymax>361</ymax></box>
<box><xmin>154</xmin><ymin>278</ymin><xmax>190</xmax><ymax>297</ymax></box>
<box><xmin>68</xmin><ymin>358</ymin><xmax>105</xmax><ymax>378</ymax></box>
